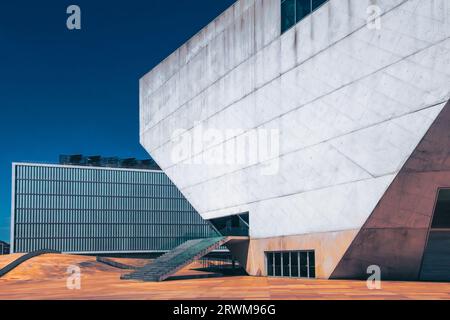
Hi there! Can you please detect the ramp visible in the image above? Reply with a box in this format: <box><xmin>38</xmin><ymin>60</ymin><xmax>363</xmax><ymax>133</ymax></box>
<box><xmin>121</xmin><ymin>237</ymin><xmax>229</xmax><ymax>282</ymax></box>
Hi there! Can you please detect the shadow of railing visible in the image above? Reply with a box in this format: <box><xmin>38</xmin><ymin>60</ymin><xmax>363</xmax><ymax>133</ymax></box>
<box><xmin>96</xmin><ymin>257</ymin><xmax>139</xmax><ymax>270</ymax></box>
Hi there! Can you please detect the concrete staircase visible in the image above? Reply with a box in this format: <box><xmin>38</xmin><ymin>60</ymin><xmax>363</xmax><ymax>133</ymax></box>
<box><xmin>121</xmin><ymin>237</ymin><xmax>229</xmax><ymax>282</ymax></box>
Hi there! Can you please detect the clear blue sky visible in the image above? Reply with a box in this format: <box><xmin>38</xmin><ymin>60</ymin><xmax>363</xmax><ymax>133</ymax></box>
<box><xmin>0</xmin><ymin>0</ymin><xmax>236</xmax><ymax>241</ymax></box>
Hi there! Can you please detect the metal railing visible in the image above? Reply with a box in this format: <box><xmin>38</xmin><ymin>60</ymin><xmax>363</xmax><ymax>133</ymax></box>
<box><xmin>0</xmin><ymin>249</ymin><xmax>60</xmax><ymax>278</ymax></box>
<box><xmin>122</xmin><ymin>237</ymin><xmax>229</xmax><ymax>282</ymax></box>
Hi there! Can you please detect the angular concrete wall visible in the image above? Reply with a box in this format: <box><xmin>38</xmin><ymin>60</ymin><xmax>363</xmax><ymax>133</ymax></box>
<box><xmin>244</xmin><ymin>230</ymin><xmax>359</xmax><ymax>278</ymax></box>
<box><xmin>140</xmin><ymin>0</ymin><xmax>450</xmax><ymax>248</ymax></box>
<box><xmin>331</xmin><ymin>99</ymin><xmax>450</xmax><ymax>280</ymax></box>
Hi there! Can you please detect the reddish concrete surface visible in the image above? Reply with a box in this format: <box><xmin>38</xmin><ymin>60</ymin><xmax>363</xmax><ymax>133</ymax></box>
<box><xmin>333</xmin><ymin>100</ymin><xmax>450</xmax><ymax>280</ymax></box>
<box><xmin>0</xmin><ymin>254</ymin><xmax>449</xmax><ymax>300</ymax></box>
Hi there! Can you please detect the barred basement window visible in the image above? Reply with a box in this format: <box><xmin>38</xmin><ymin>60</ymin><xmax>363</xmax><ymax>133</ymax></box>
<box><xmin>266</xmin><ymin>250</ymin><xmax>315</xmax><ymax>278</ymax></box>
<box><xmin>281</xmin><ymin>0</ymin><xmax>329</xmax><ymax>34</ymax></box>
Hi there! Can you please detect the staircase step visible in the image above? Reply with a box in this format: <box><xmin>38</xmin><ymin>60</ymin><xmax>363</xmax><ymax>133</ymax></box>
<box><xmin>121</xmin><ymin>237</ymin><xmax>228</xmax><ymax>282</ymax></box>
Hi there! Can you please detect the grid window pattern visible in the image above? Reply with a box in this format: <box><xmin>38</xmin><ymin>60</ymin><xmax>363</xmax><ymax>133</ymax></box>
<box><xmin>12</xmin><ymin>164</ymin><xmax>218</xmax><ymax>253</ymax></box>
<box><xmin>266</xmin><ymin>251</ymin><xmax>315</xmax><ymax>278</ymax></box>
<box><xmin>281</xmin><ymin>0</ymin><xmax>329</xmax><ymax>34</ymax></box>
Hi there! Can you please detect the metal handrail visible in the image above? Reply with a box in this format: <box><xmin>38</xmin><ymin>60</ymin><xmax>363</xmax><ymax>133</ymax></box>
<box><xmin>0</xmin><ymin>249</ymin><xmax>60</xmax><ymax>278</ymax></box>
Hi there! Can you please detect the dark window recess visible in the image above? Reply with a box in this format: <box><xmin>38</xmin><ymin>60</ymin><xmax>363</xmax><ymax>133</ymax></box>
<box><xmin>431</xmin><ymin>189</ymin><xmax>450</xmax><ymax>229</ymax></box>
<box><xmin>308</xmin><ymin>251</ymin><xmax>316</xmax><ymax>278</ymax></box>
<box><xmin>267</xmin><ymin>252</ymin><xmax>274</xmax><ymax>276</ymax></box>
<box><xmin>420</xmin><ymin>190</ymin><xmax>450</xmax><ymax>281</ymax></box>
<box><xmin>208</xmin><ymin>212</ymin><xmax>249</xmax><ymax>237</ymax></box>
<box><xmin>312</xmin><ymin>0</ymin><xmax>328</xmax><ymax>11</ymax></box>
<box><xmin>300</xmin><ymin>251</ymin><xmax>308</xmax><ymax>277</ymax></box>
<box><xmin>296</xmin><ymin>0</ymin><xmax>310</xmax><ymax>22</ymax></box>
<box><xmin>275</xmin><ymin>252</ymin><xmax>282</xmax><ymax>276</ymax></box>
<box><xmin>283</xmin><ymin>252</ymin><xmax>290</xmax><ymax>276</ymax></box>
<box><xmin>281</xmin><ymin>0</ymin><xmax>296</xmax><ymax>34</ymax></box>
<box><xmin>281</xmin><ymin>0</ymin><xmax>329</xmax><ymax>34</ymax></box>
<box><xmin>266</xmin><ymin>250</ymin><xmax>315</xmax><ymax>278</ymax></box>
<box><xmin>291</xmin><ymin>252</ymin><xmax>299</xmax><ymax>277</ymax></box>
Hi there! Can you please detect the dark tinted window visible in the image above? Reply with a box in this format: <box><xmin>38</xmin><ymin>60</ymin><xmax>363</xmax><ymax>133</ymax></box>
<box><xmin>208</xmin><ymin>212</ymin><xmax>249</xmax><ymax>236</ymax></box>
<box><xmin>281</xmin><ymin>0</ymin><xmax>329</xmax><ymax>34</ymax></box>
<box><xmin>296</xmin><ymin>0</ymin><xmax>311</xmax><ymax>22</ymax></box>
<box><xmin>281</xmin><ymin>0</ymin><xmax>296</xmax><ymax>34</ymax></box>
<box><xmin>312</xmin><ymin>0</ymin><xmax>328</xmax><ymax>11</ymax></box>
<box><xmin>291</xmin><ymin>252</ymin><xmax>299</xmax><ymax>277</ymax></box>
<box><xmin>283</xmin><ymin>252</ymin><xmax>290</xmax><ymax>276</ymax></box>
<box><xmin>300</xmin><ymin>252</ymin><xmax>308</xmax><ymax>277</ymax></box>
<box><xmin>308</xmin><ymin>251</ymin><xmax>315</xmax><ymax>266</ymax></box>
<box><xmin>308</xmin><ymin>251</ymin><xmax>316</xmax><ymax>278</ymax></box>
<box><xmin>274</xmin><ymin>253</ymin><xmax>282</xmax><ymax>276</ymax></box>
<box><xmin>267</xmin><ymin>252</ymin><xmax>274</xmax><ymax>276</ymax></box>
<box><xmin>267</xmin><ymin>250</ymin><xmax>315</xmax><ymax>278</ymax></box>
<box><xmin>309</xmin><ymin>266</ymin><xmax>316</xmax><ymax>278</ymax></box>
<box><xmin>432</xmin><ymin>189</ymin><xmax>450</xmax><ymax>228</ymax></box>
<box><xmin>300</xmin><ymin>251</ymin><xmax>308</xmax><ymax>265</ymax></box>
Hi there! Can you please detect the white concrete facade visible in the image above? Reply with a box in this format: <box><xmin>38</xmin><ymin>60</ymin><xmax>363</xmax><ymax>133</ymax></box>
<box><xmin>140</xmin><ymin>0</ymin><xmax>450</xmax><ymax>240</ymax></box>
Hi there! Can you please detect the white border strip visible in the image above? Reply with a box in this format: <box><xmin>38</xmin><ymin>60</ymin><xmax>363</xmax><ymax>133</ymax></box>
<box><xmin>10</xmin><ymin>163</ymin><xmax>16</xmax><ymax>253</ymax></box>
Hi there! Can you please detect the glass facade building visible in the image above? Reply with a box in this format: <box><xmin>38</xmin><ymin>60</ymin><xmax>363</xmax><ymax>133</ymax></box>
<box><xmin>11</xmin><ymin>163</ymin><xmax>219</xmax><ymax>254</ymax></box>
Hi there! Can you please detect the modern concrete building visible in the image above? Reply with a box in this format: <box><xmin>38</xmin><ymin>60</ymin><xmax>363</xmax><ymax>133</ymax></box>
<box><xmin>10</xmin><ymin>159</ymin><xmax>219</xmax><ymax>254</ymax></box>
<box><xmin>139</xmin><ymin>0</ymin><xmax>450</xmax><ymax>281</ymax></box>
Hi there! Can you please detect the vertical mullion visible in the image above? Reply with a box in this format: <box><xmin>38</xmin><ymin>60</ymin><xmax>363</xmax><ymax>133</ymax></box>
<box><xmin>307</xmin><ymin>251</ymin><xmax>310</xmax><ymax>278</ymax></box>
<box><xmin>273</xmin><ymin>253</ymin><xmax>275</xmax><ymax>277</ymax></box>
<box><xmin>281</xmin><ymin>253</ymin><xmax>284</xmax><ymax>277</ymax></box>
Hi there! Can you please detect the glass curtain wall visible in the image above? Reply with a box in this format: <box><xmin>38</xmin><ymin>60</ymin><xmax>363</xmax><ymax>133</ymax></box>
<box><xmin>12</xmin><ymin>164</ymin><xmax>218</xmax><ymax>253</ymax></box>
